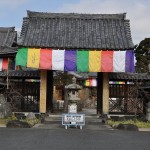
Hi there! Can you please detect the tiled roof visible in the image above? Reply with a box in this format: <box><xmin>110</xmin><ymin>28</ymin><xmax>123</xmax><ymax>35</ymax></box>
<box><xmin>0</xmin><ymin>27</ymin><xmax>17</xmax><ymax>55</ymax></box>
<box><xmin>0</xmin><ymin>70</ymin><xmax>149</xmax><ymax>81</ymax></box>
<box><xmin>0</xmin><ymin>70</ymin><xmax>40</xmax><ymax>79</ymax></box>
<box><xmin>0</xmin><ymin>46</ymin><xmax>17</xmax><ymax>56</ymax></box>
<box><xmin>79</xmin><ymin>72</ymin><xmax>150</xmax><ymax>80</ymax></box>
<box><xmin>109</xmin><ymin>73</ymin><xmax>150</xmax><ymax>80</ymax></box>
<box><xmin>18</xmin><ymin>11</ymin><xmax>134</xmax><ymax>50</ymax></box>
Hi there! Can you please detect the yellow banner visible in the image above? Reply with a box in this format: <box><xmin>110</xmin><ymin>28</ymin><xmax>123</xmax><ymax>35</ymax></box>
<box><xmin>89</xmin><ymin>51</ymin><xmax>101</xmax><ymax>72</ymax></box>
<box><xmin>27</xmin><ymin>48</ymin><xmax>40</xmax><ymax>68</ymax></box>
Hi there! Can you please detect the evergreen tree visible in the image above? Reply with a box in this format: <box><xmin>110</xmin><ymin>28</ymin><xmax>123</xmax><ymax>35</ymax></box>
<box><xmin>134</xmin><ymin>38</ymin><xmax>150</xmax><ymax>73</ymax></box>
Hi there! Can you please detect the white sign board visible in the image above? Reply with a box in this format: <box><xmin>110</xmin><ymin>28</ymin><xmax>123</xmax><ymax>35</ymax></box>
<box><xmin>62</xmin><ymin>113</ymin><xmax>85</xmax><ymax>125</ymax></box>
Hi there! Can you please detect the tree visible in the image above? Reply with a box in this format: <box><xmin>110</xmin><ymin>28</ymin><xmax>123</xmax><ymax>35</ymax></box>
<box><xmin>134</xmin><ymin>38</ymin><xmax>150</xmax><ymax>73</ymax></box>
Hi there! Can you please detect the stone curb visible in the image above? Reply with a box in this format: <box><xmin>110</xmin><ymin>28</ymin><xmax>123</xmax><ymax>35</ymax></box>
<box><xmin>0</xmin><ymin>124</ymin><xmax>6</xmax><ymax>127</ymax></box>
<box><xmin>138</xmin><ymin>128</ymin><xmax>150</xmax><ymax>131</ymax></box>
<box><xmin>1</xmin><ymin>124</ymin><xmax>150</xmax><ymax>131</ymax></box>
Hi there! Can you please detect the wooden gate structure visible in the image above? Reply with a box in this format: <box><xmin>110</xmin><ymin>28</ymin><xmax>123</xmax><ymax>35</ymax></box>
<box><xmin>109</xmin><ymin>84</ymin><xmax>143</xmax><ymax>114</ymax></box>
<box><xmin>9</xmin><ymin>81</ymin><xmax>40</xmax><ymax>112</ymax></box>
<box><xmin>0</xmin><ymin>70</ymin><xmax>40</xmax><ymax>112</ymax></box>
<box><xmin>0</xmin><ymin>71</ymin><xmax>149</xmax><ymax>114</ymax></box>
<box><xmin>1</xmin><ymin>11</ymin><xmax>150</xmax><ymax>116</ymax></box>
<box><xmin>108</xmin><ymin>73</ymin><xmax>150</xmax><ymax>115</ymax></box>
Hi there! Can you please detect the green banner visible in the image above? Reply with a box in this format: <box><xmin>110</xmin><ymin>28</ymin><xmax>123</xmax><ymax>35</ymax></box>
<box><xmin>77</xmin><ymin>50</ymin><xmax>89</xmax><ymax>72</ymax></box>
<box><xmin>16</xmin><ymin>48</ymin><xmax>28</xmax><ymax>66</ymax></box>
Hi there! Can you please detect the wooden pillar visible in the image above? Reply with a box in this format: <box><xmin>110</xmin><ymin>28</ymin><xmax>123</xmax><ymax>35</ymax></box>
<box><xmin>40</xmin><ymin>70</ymin><xmax>47</xmax><ymax>113</ymax></box>
<box><xmin>103</xmin><ymin>73</ymin><xmax>109</xmax><ymax>114</ymax></box>
<box><xmin>21</xmin><ymin>79</ymin><xmax>25</xmax><ymax>111</ymax></box>
<box><xmin>124</xmin><ymin>81</ymin><xmax>128</xmax><ymax>113</ymax></box>
<box><xmin>97</xmin><ymin>72</ymin><xmax>103</xmax><ymax>115</ymax></box>
<box><xmin>46</xmin><ymin>70</ymin><xmax>53</xmax><ymax>113</ymax></box>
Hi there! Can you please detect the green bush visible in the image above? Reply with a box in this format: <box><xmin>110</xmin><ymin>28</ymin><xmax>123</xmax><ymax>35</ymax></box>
<box><xmin>21</xmin><ymin>118</ymin><xmax>40</xmax><ymax>127</ymax></box>
<box><xmin>0</xmin><ymin>114</ymin><xmax>40</xmax><ymax>127</ymax></box>
<box><xmin>107</xmin><ymin>119</ymin><xmax>150</xmax><ymax>128</ymax></box>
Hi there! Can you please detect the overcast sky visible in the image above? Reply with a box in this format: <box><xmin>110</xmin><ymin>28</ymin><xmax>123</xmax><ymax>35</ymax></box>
<box><xmin>0</xmin><ymin>0</ymin><xmax>149</xmax><ymax>45</ymax></box>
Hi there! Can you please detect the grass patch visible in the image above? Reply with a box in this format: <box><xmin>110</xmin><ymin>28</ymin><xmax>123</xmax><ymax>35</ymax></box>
<box><xmin>20</xmin><ymin>118</ymin><xmax>40</xmax><ymax>126</ymax></box>
<box><xmin>0</xmin><ymin>119</ymin><xmax>7</xmax><ymax>124</ymax></box>
<box><xmin>107</xmin><ymin>119</ymin><xmax>150</xmax><ymax>128</ymax></box>
<box><xmin>0</xmin><ymin>115</ymin><xmax>17</xmax><ymax>125</ymax></box>
<box><xmin>0</xmin><ymin>115</ymin><xmax>40</xmax><ymax>127</ymax></box>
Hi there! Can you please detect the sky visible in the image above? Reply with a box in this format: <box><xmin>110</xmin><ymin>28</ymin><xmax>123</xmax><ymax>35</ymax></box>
<box><xmin>0</xmin><ymin>0</ymin><xmax>149</xmax><ymax>45</ymax></box>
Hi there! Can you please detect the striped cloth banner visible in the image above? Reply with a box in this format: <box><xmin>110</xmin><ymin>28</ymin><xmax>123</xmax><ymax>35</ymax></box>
<box><xmin>16</xmin><ymin>48</ymin><xmax>135</xmax><ymax>73</ymax></box>
<box><xmin>77</xmin><ymin>50</ymin><xmax>89</xmax><ymax>72</ymax></box>
<box><xmin>16</xmin><ymin>48</ymin><xmax>28</xmax><ymax>66</ymax></box>
<box><xmin>52</xmin><ymin>50</ymin><xmax>65</xmax><ymax>71</ymax></box>
<box><xmin>40</xmin><ymin>49</ymin><xmax>52</xmax><ymax>69</ymax></box>
<box><xmin>101</xmin><ymin>51</ymin><xmax>113</xmax><ymax>72</ymax></box>
<box><xmin>64</xmin><ymin>50</ymin><xmax>76</xmax><ymax>71</ymax></box>
<box><xmin>27</xmin><ymin>48</ymin><xmax>40</xmax><ymax>68</ymax></box>
<box><xmin>89</xmin><ymin>51</ymin><xmax>101</xmax><ymax>72</ymax></box>
<box><xmin>113</xmin><ymin>51</ymin><xmax>126</xmax><ymax>72</ymax></box>
<box><xmin>0</xmin><ymin>59</ymin><xmax>3</xmax><ymax>71</ymax></box>
<box><xmin>0</xmin><ymin>58</ymin><xmax>8</xmax><ymax>71</ymax></box>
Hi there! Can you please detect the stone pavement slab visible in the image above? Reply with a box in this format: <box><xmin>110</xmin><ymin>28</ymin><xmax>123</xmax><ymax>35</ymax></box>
<box><xmin>1</xmin><ymin>123</ymin><xmax>150</xmax><ymax>131</ymax></box>
<box><xmin>0</xmin><ymin>124</ymin><xmax>6</xmax><ymax>127</ymax></box>
<box><xmin>138</xmin><ymin>128</ymin><xmax>150</xmax><ymax>131</ymax></box>
<box><xmin>33</xmin><ymin>123</ymin><xmax>114</xmax><ymax>130</ymax></box>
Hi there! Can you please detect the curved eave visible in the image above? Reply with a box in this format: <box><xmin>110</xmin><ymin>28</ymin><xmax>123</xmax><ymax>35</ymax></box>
<box><xmin>0</xmin><ymin>70</ymin><xmax>40</xmax><ymax>79</ymax></box>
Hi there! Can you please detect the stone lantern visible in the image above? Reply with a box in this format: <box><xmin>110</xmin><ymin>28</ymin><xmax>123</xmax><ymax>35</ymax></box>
<box><xmin>65</xmin><ymin>76</ymin><xmax>82</xmax><ymax>113</ymax></box>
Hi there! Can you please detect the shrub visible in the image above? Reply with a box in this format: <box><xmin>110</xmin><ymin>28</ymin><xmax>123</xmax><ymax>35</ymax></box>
<box><xmin>107</xmin><ymin>119</ymin><xmax>150</xmax><ymax>128</ymax></box>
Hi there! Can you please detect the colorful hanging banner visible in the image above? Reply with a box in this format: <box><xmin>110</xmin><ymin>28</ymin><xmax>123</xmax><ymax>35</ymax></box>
<box><xmin>84</xmin><ymin>79</ymin><xmax>97</xmax><ymax>87</ymax></box>
<box><xmin>89</xmin><ymin>51</ymin><xmax>101</xmax><ymax>72</ymax></box>
<box><xmin>101</xmin><ymin>51</ymin><xmax>113</xmax><ymax>72</ymax></box>
<box><xmin>16</xmin><ymin>48</ymin><xmax>28</xmax><ymax>66</ymax></box>
<box><xmin>64</xmin><ymin>50</ymin><xmax>76</xmax><ymax>71</ymax></box>
<box><xmin>77</xmin><ymin>50</ymin><xmax>89</xmax><ymax>72</ymax></box>
<box><xmin>2</xmin><ymin>58</ymin><xmax>8</xmax><ymax>70</ymax></box>
<box><xmin>27</xmin><ymin>48</ymin><xmax>40</xmax><ymax>68</ymax></box>
<box><xmin>52</xmin><ymin>50</ymin><xmax>65</xmax><ymax>71</ymax></box>
<box><xmin>15</xmin><ymin>48</ymin><xmax>135</xmax><ymax>73</ymax></box>
<box><xmin>0</xmin><ymin>58</ymin><xmax>8</xmax><ymax>71</ymax></box>
<box><xmin>125</xmin><ymin>50</ymin><xmax>135</xmax><ymax>72</ymax></box>
<box><xmin>40</xmin><ymin>49</ymin><xmax>52</xmax><ymax>69</ymax></box>
<box><xmin>0</xmin><ymin>59</ymin><xmax>2</xmax><ymax>71</ymax></box>
<box><xmin>109</xmin><ymin>81</ymin><xmax>125</xmax><ymax>84</ymax></box>
<box><xmin>113</xmin><ymin>51</ymin><xmax>126</xmax><ymax>72</ymax></box>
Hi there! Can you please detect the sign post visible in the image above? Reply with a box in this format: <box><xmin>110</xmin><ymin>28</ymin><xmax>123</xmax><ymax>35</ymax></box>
<box><xmin>62</xmin><ymin>113</ymin><xmax>85</xmax><ymax>129</ymax></box>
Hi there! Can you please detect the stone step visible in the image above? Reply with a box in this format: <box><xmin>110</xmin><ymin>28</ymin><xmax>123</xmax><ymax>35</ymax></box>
<box><xmin>44</xmin><ymin>114</ymin><xmax>103</xmax><ymax>125</ymax></box>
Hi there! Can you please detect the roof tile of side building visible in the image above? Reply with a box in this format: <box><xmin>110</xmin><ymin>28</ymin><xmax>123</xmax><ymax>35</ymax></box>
<box><xmin>1</xmin><ymin>70</ymin><xmax>149</xmax><ymax>81</ymax></box>
<box><xmin>0</xmin><ymin>27</ymin><xmax>17</xmax><ymax>56</ymax></box>
<box><xmin>79</xmin><ymin>72</ymin><xmax>150</xmax><ymax>80</ymax></box>
<box><xmin>18</xmin><ymin>11</ymin><xmax>134</xmax><ymax>50</ymax></box>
